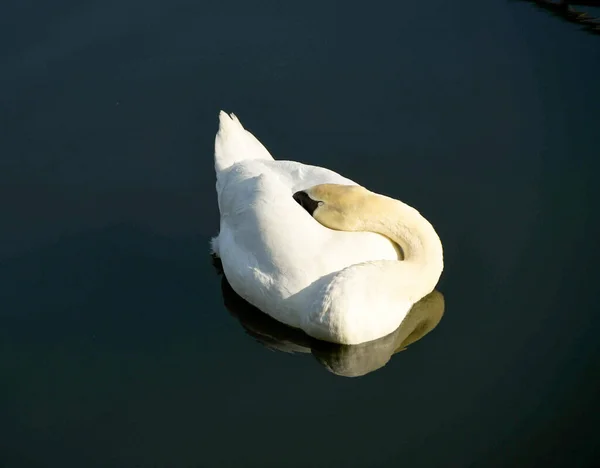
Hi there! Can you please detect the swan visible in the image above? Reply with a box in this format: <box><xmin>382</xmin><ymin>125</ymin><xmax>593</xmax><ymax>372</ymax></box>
<box><xmin>212</xmin><ymin>111</ymin><xmax>443</xmax><ymax>345</ymax></box>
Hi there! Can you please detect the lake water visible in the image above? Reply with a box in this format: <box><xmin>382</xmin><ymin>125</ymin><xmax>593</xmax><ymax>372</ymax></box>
<box><xmin>1</xmin><ymin>1</ymin><xmax>599</xmax><ymax>467</ymax></box>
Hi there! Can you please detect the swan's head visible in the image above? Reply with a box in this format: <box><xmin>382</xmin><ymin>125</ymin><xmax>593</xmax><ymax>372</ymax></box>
<box><xmin>293</xmin><ymin>184</ymin><xmax>371</xmax><ymax>231</ymax></box>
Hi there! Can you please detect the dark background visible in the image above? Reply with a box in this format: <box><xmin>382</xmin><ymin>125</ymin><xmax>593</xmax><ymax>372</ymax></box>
<box><xmin>1</xmin><ymin>1</ymin><xmax>599</xmax><ymax>467</ymax></box>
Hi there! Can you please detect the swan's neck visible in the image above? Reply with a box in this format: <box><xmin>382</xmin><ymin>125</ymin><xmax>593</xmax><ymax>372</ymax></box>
<box><xmin>362</xmin><ymin>194</ymin><xmax>444</xmax><ymax>299</ymax></box>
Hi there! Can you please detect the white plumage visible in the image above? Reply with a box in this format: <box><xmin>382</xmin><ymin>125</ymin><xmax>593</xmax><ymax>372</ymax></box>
<box><xmin>212</xmin><ymin>111</ymin><xmax>443</xmax><ymax>345</ymax></box>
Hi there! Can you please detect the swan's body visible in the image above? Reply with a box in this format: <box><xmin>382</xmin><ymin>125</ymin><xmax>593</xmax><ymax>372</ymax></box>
<box><xmin>212</xmin><ymin>111</ymin><xmax>443</xmax><ymax>345</ymax></box>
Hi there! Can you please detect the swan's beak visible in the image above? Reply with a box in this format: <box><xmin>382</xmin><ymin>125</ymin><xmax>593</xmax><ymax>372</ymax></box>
<box><xmin>293</xmin><ymin>191</ymin><xmax>319</xmax><ymax>216</ymax></box>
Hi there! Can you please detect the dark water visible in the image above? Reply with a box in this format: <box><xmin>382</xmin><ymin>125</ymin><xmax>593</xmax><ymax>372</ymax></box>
<box><xmin>1</xmin><ymin>1</ymin><xmax>599</xmax><ymax>467</ymax></box>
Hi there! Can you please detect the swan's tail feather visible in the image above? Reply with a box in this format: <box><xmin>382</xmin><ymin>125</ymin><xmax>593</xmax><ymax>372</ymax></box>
<box><xmin>214</xmin><ymin>111</ymin><xmax>274</xmax><ymax>172</ymax></box>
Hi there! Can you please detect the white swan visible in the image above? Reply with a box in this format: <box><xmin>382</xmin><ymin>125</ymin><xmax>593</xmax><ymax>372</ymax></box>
<box><xmin>212</xmin><ymin>111</ymin><xmax>443</xmax><ymax>345</ymax></box>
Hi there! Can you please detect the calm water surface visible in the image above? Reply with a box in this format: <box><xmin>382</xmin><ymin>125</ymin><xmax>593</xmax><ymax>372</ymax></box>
<box><xmin>1</xmin><ymin>1</ymin><xmax>599</xmax><ymax>467</ymax></box>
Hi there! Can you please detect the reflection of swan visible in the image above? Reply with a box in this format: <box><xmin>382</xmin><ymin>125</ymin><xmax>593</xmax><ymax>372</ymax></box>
<box><xmin>216</xmin><ymin>262</ymin><xmax>445</xmax><ymax>377</ymax></box>
<box><xmin>212</xmin><ymin>111</ymin><xmax>443</xmax><ymax>345</ymax></box>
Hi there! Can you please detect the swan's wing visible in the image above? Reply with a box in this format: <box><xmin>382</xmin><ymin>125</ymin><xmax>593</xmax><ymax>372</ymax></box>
<box><xmin>215</xmin><ymin>158</ymin><xmax>356</xmax><ymax>216</ymax></box>
<box><xmin>268</xmin><ymin>160</ymin><xmax>359</xmax><ymax>193</ymax></box>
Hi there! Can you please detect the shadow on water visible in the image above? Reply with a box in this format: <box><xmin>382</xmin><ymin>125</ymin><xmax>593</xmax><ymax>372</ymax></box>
<box><xmin>212</xmin><ymin>256</ymin><xmax>445</xmax><ymax>377</ymax></box>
